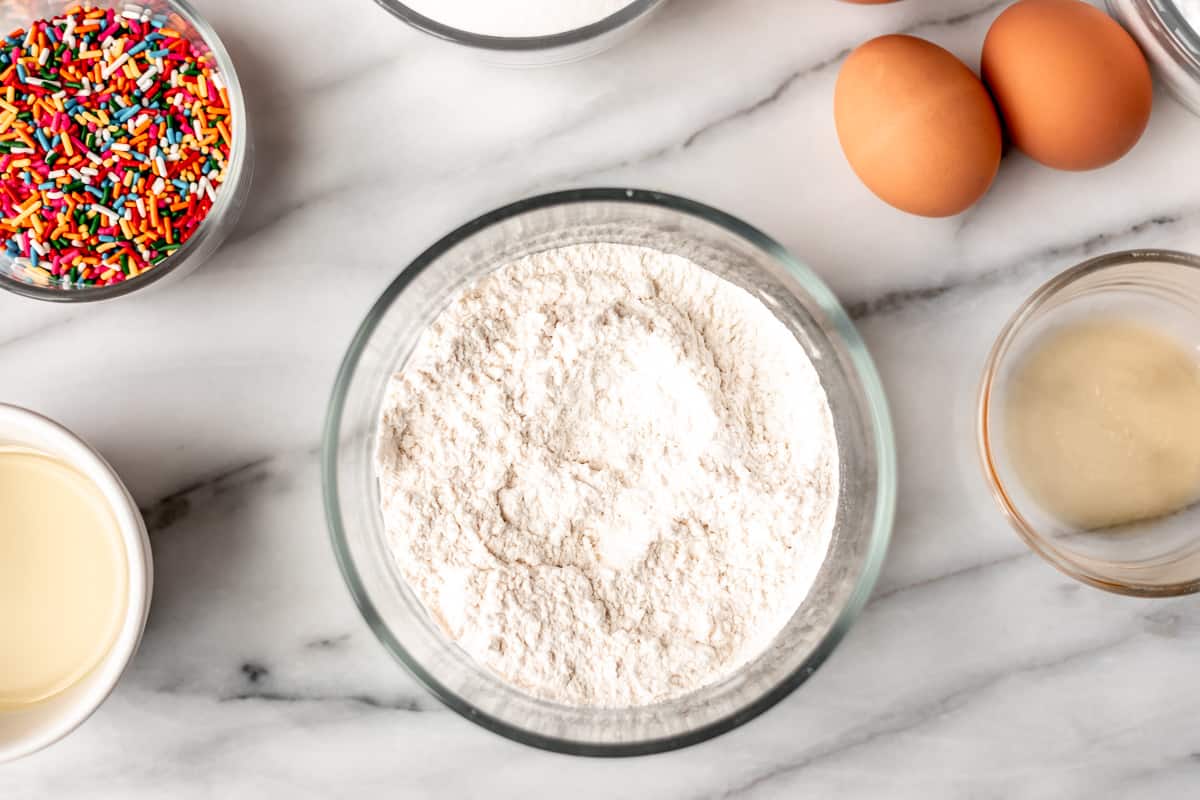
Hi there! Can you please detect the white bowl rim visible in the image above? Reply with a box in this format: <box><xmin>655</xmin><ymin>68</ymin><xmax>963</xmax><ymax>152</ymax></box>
<box><xmin>0</xmin><ymin>403</ymin><xmax>152</xmax><ymax>764</ymax></box>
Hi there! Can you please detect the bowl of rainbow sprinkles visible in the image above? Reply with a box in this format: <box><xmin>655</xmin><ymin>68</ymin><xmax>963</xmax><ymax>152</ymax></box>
<box><xmin>0</xmin><ymin>0</ymin><xmax>251</xmax><ymax>302</ymax></box>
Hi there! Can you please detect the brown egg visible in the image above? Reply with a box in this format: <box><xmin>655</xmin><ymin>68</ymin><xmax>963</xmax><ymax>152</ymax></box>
<box><xmin>982</xmin><ymin>0</ymin><xmax>1152</xmax><ymax>171</ymax></box>
<box><xmin>834</xmin><ymin>35</ymin><xmax>1002</xmax><ymax>217</ymax></box>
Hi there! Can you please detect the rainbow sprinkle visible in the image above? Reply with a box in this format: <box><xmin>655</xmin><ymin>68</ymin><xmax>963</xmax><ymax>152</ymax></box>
<box><xmin>0</xmin><ymin>4</ymin><xmax>232</xmax><ymax>289</ymax></box>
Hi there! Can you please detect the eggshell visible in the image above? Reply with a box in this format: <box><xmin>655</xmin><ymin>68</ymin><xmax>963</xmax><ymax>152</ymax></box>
<box><xmin>834</xmin><ymin>35</ymin><xmax>1002</xmax><ymax>217</ymax></box>
<box><xmin>982</xmin><ymin>0</ymin><xmax>1152</xmax><ymax>171</ymax></box>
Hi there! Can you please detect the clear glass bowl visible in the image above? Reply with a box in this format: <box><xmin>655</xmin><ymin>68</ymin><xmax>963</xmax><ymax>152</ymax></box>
<box><xmin>0</xmin><ymin>0</ymin><xmax>253</xmax><ymax>302</ymax></box>
<box><xmin>979</xmin><ymin>249</ymin><xmax>1200</xmax><ymax>597</ymax></box>
<box><xmin>1108</xmin><ymin>0</ymin><xmax>1200</xmax><ymax>117</ymax></box>
<box><xmin>374</xmin><ymin>0</ymin><xmax>668</xmax><ymax>66</ymax></box>
<box><xmin>323</xmin><ymin>189</ymin><xmax>897</xmax><ymax>755</ymax></box>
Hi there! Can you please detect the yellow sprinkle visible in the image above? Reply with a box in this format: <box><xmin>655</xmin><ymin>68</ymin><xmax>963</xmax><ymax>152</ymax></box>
<box><xmin>7</xmin><ymin>200</ymin><xmax>42</xmax><ymax>224</ymax></box>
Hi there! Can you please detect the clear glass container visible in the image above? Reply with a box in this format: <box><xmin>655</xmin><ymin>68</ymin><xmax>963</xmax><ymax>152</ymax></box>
<box><xmin>323</xmin><ymin>189</ymin><xmax>897</xmax><ymax>755</ymax></box>
<box><xmin>373</xmin><ymin>0</ymin><xmax>668</xmax><ymax>66</ymax></box>
<box><xmin>0</xmin><ymin>0</ymin><xmax>253</xmax><ymax>302</ymax></box>
<box><xmin>979</xmin><ymin>249</ymin><xmax>1200</xmax><ymax>597</ymax></box>
<box><xmin>1108</xmin><ymin>0</ymin><xmax>1200</xmax><ymax>116</ymax></box>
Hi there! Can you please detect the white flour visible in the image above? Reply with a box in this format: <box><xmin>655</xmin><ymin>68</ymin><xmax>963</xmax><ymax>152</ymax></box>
<box><xmin>401</xmin><ymin>0</ymin><xmax>632</xmax><ymax>37</ymax></box>
<box><xmin>375</xmin><ymin>242</ymin><xmax>839</xmax><ymax>707</ymax></box>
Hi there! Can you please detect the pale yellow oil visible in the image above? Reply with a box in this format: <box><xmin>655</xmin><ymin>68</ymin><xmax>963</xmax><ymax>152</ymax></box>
<box><xmin>0</xmin><ymin>448</ymin><xmax>127</xmax><ymax>708</ymax></box>
<box><xmin>1005</xmin><ymin>319</ymin><xmax>1200</xmax><ymax>530</ymax></box>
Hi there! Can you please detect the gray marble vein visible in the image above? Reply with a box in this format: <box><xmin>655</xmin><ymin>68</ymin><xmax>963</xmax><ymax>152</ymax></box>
<box><xmin>848</xmin><ymin>209</ymin><xmax>1192</xmax><ymax>319</ymax></box>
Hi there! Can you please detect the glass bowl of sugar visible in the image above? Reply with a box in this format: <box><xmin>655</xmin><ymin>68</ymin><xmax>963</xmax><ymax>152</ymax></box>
<box><xmin>374</xmin><ymin>0</ymin><xmax>669</xmax><ymax>65</ymax></box>
<box><xmin>323</xmin><ymin>189</ymin><xmax>896</xmax><ymax>755</ymax></box>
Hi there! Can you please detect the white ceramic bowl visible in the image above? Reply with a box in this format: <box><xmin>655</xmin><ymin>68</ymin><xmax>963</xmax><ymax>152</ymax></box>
<box><xmin>0</xmin><ymin>405</ymin><xmax>152</xmax><ymax>764</ymax></box>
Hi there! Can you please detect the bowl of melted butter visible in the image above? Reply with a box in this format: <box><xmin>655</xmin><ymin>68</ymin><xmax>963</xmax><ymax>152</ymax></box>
<box><xmin>980</xmin><ymin>249</ymin><xmax>1200</xmax><ymax>596</ymax></box>
<box><xmin>0</xmin><ymin>405</ymin><xmax>151</xmax><ymax>764</ymax></box>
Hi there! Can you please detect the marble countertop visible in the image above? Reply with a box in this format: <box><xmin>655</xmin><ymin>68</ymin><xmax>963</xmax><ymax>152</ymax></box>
<box><xmin>4</xmin><ymin>0</ymin><xmax>1200</xmax><ymax>796</ymax></box>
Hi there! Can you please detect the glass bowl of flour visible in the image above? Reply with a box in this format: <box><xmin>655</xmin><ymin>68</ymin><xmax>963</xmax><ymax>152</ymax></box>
<box><xmin>374</xmin><ymin>0</ymin><xmax>668</xmax><ymax>65</ymax></box>
<box><xmin>324</xmin><ymin>189</ymin><xmax>896</xmax><ymax>755</ymax></box>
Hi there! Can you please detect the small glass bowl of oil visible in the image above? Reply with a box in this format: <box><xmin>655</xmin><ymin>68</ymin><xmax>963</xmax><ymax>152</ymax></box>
<box><xmin>0</xmin><ymin>404</ymin><xmax>151</xmax><ymax>764</ymax></box>
<box><xmin>979</xmin><ymin>249</ymin><xmax>1200</xmax><ymax>596</ymax></box>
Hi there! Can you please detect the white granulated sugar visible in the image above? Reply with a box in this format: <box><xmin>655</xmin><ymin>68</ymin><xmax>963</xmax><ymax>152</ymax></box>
<box><xmin>1178</xmin><ymin>0</ymin><xmax>1200</xmax><ymax>33</ymax></box>
<box><xmin>375</xmin><ymin>242</ymin><xmax>839</xmax><ymax>707</ymax></box>
<box><xmin>401</xmin><ymin>0</ymin><xmax>632</xmax><ymax>37</ymax></box>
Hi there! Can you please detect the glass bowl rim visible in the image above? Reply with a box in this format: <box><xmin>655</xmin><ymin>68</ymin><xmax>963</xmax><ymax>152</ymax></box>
<box><xmin>0</xmin><ymin>0</ymin><xmax>250</xmax><ymax>303</ymax></box>
<box><xmin>977</xmin><ymin>248</ymin><xmax>1200</xmax><ymax>598</ymax></box>
<box><xmin>372</xmin><ymin>0</ymin><xmax>665</xmax><ymax>52</ymax></box>
<box><xmin>1108</xmin><ymin>0</ymin><xmax>1200</xmax><ymax>77</ymax></box>
<box><xmin>322</xmin><ymin>187</ymin><xmax>898</xmax><ymax>756</ymax></box>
